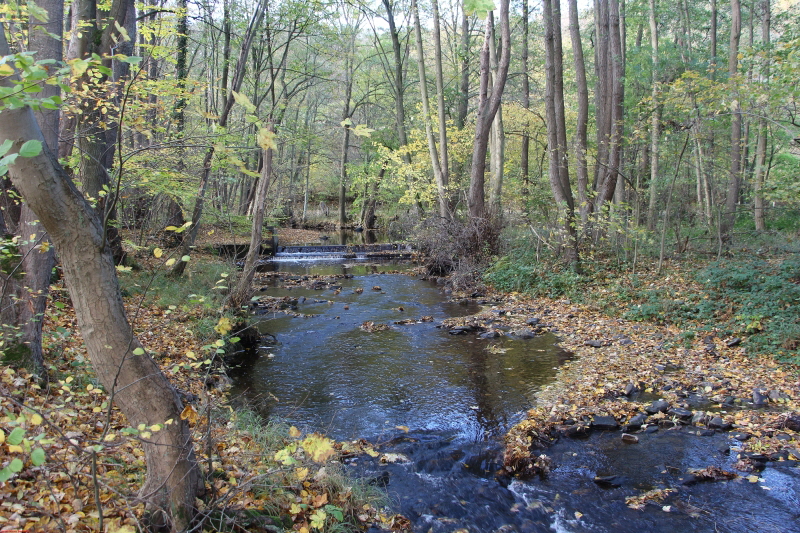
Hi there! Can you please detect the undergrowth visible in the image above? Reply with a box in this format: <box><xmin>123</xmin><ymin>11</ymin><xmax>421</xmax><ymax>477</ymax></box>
<box><xmin>484</xmin><ymin>243</ymin><xmax>800</xmax><ymax>363</ymax></box>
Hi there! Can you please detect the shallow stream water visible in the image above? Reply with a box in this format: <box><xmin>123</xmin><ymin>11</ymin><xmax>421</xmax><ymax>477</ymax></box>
<box><xmin>229</xmin><ymin>260</ymin><xmax>800</xmax><ymax>533</ymax></box>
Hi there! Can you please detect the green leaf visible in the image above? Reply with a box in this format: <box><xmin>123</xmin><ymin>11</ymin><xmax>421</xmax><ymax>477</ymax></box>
<box><xmin>8</xmin><ymin>458</ymin><xmax>23</xmax><ymax>473</ymax></box>
<box><xmin>181</xmin><ymin>255</ymin><xmax>190</xmax><ymax>262</ymax></box>
<box><xmin>30</xmin><ymin>447</ymin><xmax>46</xmax><ymax>466</ymax></box>
<box><xmin>0</xmin><ymin>139</ymin><xmax>13</xmax><ymax>157</ymax></box>
<box><xmin>132</xmin><ymin>347</ymin><xmax>145</xmax><ymax>355</ymax></box>
<box><xmin>464</xmin><ymin>0</ymin><xmax>495</xmax><ymax>17</ymax></box>
<box><xmin>19</xmin><ymin>140</ymin><xmax>43</xmax><ymax>158</ymax></box>
<box><xmin>8</xmin><ymin>427</ymin><xmax>25</xmax><ymax>446</ymax></box>
<box><xmin>0</xmin><ymin>466</ymin><xmax>12</xmax><ymax>482</ymax></box>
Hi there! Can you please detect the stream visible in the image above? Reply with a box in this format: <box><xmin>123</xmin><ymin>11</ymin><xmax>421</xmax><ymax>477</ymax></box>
<box><xmin>229</xmin><ymin>260</ymin><xmax>800</xmax><ymax>533</ymax></box>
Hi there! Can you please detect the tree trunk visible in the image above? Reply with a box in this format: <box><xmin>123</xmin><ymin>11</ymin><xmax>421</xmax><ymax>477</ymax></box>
<box><xmin>488</xmin><ymin>17</ymin><xmax>505</xmax><ymax>218</ymax></box>
<box><xmin>412</xmin><ymin>0</ymin><xmax>448</xmax><ymax>219</ymax></box>
<box><xmin>569</xmin><ymin>0</ymin><xmax>590</xmax><ymax>224</ymax></box>
<box><xmin>467</xmin><ymin>0</ymin><xmax>510</xmax><ymax>220</ymax></box>
<box><xmin>0</xmin><ymin>0</ymin><xmax>63</xmax><ymax>374</ymax></box>
<box><xmin>646</xmin><ymin>0</ymin><xmax>660</xmax><ymax>231</ymax></box>
<box><xmin>596</xmin><ymin>0</ymin><xmax>625</xmax><ymax>212</ymax></box>
<box><xmin>229</xmin><ymin>133</ymin><xmax>273</xmax><ymax>309</ymax></box>
<box><xmin>722</xmin><ymin>0</ymin><xmax>742</xmax><ymax>240</ymax></box>
<box><xmin>0</xmin><ymin>31</ymin><xmax>202</xmax><ymax>531</ymax></box>
<box><xmin>432</xmin><ymin>0</ymin><xmax>451</xmax><ymax>218</ymax></box>
<box><xmin>753</xmin><ymin>0</ymin><xmax>770</xmax><ymax>231</ymax></box>
<box><xmin>172</xmin><ymin>2</ymin><xmax>265</xmax><ymax>276</ymax></box>
<box><xmin>382</xmin><ymin>0</ymin><xmax>410</xmax><ymax>161</ymax></box>
<box><xmin>544</xmin><ymin>0</ymin><xmax>579</xmax><ymax>267</ymax></box>
<box><xmin>520</xmin><ymin>0</ymin><xmax>531</xmax><ymax>194</ymax></box>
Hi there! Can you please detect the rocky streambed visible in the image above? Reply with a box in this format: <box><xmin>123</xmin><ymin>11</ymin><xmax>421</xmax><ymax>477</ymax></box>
<box><xmin>232</xmin><ymin>264</ymin><xmax>800</xmax><ymax>532</ymax></box>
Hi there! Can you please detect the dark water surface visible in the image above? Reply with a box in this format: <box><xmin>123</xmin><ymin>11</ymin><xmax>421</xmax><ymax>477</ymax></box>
<box><xmin>229</xmin><ymin>261</ymin><xmax>800</xmax><ymax>533</ymax></box>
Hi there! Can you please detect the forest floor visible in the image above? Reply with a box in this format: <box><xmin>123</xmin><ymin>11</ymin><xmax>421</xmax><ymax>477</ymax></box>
<box><xmin>2</xmin><ymin>227</ymin><xmax>798</xmax><ymax>531</ymax></box>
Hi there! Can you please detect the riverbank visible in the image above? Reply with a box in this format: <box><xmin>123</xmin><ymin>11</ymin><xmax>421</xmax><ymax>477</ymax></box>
<box><xmin>0</xmin><ymin>240</ymin><xmax>390</xmax><ymax>533</ymax></box>
<box><xmin>439</xmin><ymin>260</ymin><xmax>799</xmax><ymax>488</ymax></box>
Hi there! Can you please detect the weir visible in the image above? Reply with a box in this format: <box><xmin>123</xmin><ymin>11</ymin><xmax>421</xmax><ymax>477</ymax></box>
<box><xmin>273</xmin><ymin>243</ymin><xmax>414</xmax><ymax>261</ymax></box>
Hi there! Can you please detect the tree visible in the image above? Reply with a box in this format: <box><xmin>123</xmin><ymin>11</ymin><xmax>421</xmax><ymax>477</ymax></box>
<box><xmin>543</xmin><ymin>0</ymin><xmax>579</xmax><ymax>266</ymax></box>
<box><xmin>412</xmin><ymin>0</ymin><xmax>449</xmax><ymax>219</ymax></box>
<box><xmin>568</xmin><ymin>0</ymin><xmax>590</xmax><ymax>225</ymax></box>
<box><xmin>172</xmin><ymin>1</ymin><xmax>266</xmax><ymax>276</ymax></box>
<box><xmin>0</xmin><ymin>0</ymin><xmax>61</xmax><ymax>375</ymax></box>
<box><xmin>0</xmin><ymin>28</ymin><xmax>202</xmax><ymax>532</ymax></box>
<box><xmin>467</xmin><ymin>0</ymin><xmax>510</xmax><ymax>220</ymax></box>
<box><xmin>752</xmin><ymin>0</ymin><xmax>770</xmax><ymax>231</ymax></box>
<box><xmin>722</xmin><ymin>0</ymin><xmax>742</xmax><ymax>240</ymax></box>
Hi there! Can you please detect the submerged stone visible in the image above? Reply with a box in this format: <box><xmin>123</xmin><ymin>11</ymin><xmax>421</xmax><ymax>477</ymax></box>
<box><xmin>591</xmin><ymin>415</ymin><xmax>619</xmax><ymax>431</ymax></box>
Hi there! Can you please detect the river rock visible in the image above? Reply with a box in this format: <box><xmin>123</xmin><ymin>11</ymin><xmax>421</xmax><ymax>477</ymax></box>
<box><xmin>624</xmin><ymin>413</ymin><xmax>648</xmax><ymax>431</ymax></box>
<box><xmin>716</xmin><ymin>441</ymin><xmax>730</xmax><ymax>454</ymax></box>
<box><xmin>562</xmin><ymin>425</ymin><xmax>591</xmax><ymax>439</ymax></box>
<box><xmin>512</xmin><ymin>329</ymin><xmax>537</xmax><ymax>339</ymax></box>
<box><xmin>708</xmin><ymin>417</ymin><xmax>732</xmax><ymax>431</ymax></box>
<box><xmin>479</xmin><ymin>331</ymin><xmax>501</xmax><ymax>339</ymax></box>
<box><xmin>691</xmin><ymin>411</ymin><xmax>709</xmax><ymax>426</ymax></box>
<box><xmin>645</xmin><ymin>399</ymin><xmax>670</xmax><ymax>415</ymax></box>
<box><xmin>733</xmin><ymin>432</ymin><xmax>752</xmax><ymax>442</ymax></box>
<box><xmin>448</xmin><ymin>327</ymin><xmax>471</xmax><ymax>335</ymax></box>
<box><xmin>591</xmin><ymin>415</ymin><xmax>619</xmax><ymax>431</ymax></box>
<box><xmin>726</xmin><ymin>337</ymin><xmax>742</xmax><ymax>347</ymax></box>
<box><xmin>623</xmin><ymin>382</ymin><xmax>639</xmax><ymax>397</ymax></box>
<box><xmin>593</xmin><ymin>475</ymin><xmax>623</xmax><ymax>488</ymax></box>
<box><xmin>667</xmin><ymin>407</ymin><xmax>693</xmax><ymax>421</ymax></box>
<box><xmin>784</xmin><ymin>415</ymin><xmax>800</xmax><ymax>432</ymax></box>
<box><xmin>769</xmin><ymin>389</ymin><xmax>788</xmax><ymax>402</ymax></box>
<box><xmin>584</xmin><ymin>340</ymin><xmax>603</xmax><ymax>348</ymax></box>
<box><xmin>526</xmin><ymin>317</ymin><xmax>541</xmax><ymax>326</ymax></box>
<box><xmin>621</xmin><ymin>433</ymin><xmax>639</xmax><ymax>444</ymax></box>
<box><xmin>752</xmin><ymin>388</ymin><xmax>769</xmax><ymax>405</ymax></box>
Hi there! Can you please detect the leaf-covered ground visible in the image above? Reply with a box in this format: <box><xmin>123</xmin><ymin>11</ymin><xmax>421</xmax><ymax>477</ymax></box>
<box><xmin>0</xmin><ymin>243</ymin><xmax>394</xmax><ymax>533</ymax></box>
<box><xmin>440</xmin><ymin>267</ymin><xmax>799</xmax><ymax>478</ymax></box>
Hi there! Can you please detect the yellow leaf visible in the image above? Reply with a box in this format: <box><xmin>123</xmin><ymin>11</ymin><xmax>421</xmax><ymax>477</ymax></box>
<box><xmin>747</xmin><ymin>475</ymin><xmax>760</xmax><ymax>483</ymax></box>
<box><xmin>8</xmin><ymin>444</ymin><xmax>23</xmax><ymax>453</ymax></box>
<box><xmin>0</xmin><ymin>429</ymin><xmax>4</xmax><ymax>444</ymax></box>
<box><xmin>186</xmin><ymin>351</ymin><xmax>197</xmax><ymax>360</ymax></box>
<box><xmin>180</xmin><ymin>405</ymin><xmax>198</xmax><ymax>424</ymax></box>
<box><xmin>257</xmin><ymin>127</ymin><xmax>277</xmax><ymax>151</ymax></box>
<box><xmin>295</xmin><ymin>467</ymin><xmax>309</xmax><ymax>481</ymax></box>
<box><xmin>289</xmin><ymin>426</ymin><xmax>302</xmax><ymax>437</ymax></box>
<box><xmin>165</xmin><ymin>258</ymin><xmax>176</xmax><ymax>267</ymax></box>
<box><xmin>395</xmin><ymin>425</ymin><xmax>409</xmax><ymax>433</ymax></box>
<box><xmin>301</xmin><ymin>434</ymin><xmax>337</xmax><ymax>463</ymax></box>
<box><xmin>214</xmin><ymin>317</ymin><xmax>232</xmax><ymax>335</ymax></box>
<box><xmin>30</xmin><ymin>413</ymin><xmax>43</xmax><ymax>425</ymax></box>
<box><xmin>153</xmin><ymin>248</ymin><xmax>163</xmax><ymax>258</ymax></box>
<box><xmin>0</xmin><ymin>63</ymin><xmax>14</xmax><ymax>76</ymax></box>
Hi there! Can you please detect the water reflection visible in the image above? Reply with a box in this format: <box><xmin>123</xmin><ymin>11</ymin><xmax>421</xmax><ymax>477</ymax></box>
<box><xmin>229</xmin><ymin>273</ymin><xmax>570</xmax><ymax>442</ymax></box>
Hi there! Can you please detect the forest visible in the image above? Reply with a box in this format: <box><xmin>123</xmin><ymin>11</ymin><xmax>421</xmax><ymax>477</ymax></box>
<box><xmin>0</xmin><ymin>0</ymin><xmax>799</xmax><ymax>531</ymax></box>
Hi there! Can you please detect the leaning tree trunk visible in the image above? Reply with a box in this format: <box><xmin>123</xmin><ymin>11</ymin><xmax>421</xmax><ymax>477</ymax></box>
<box><xmin>228</xmin><ymin>139</ymin><xmax>273</xmax><ymax>310</ymax></box>
<box><xmin>0</xmin><ymin>31</ymin><xmax>202</xmax><ymax>532</ymax></box>
<box><xmin>467</xmin><ymin>0</ymin><xmax>510</xmax><ymax>220</ymax></box>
